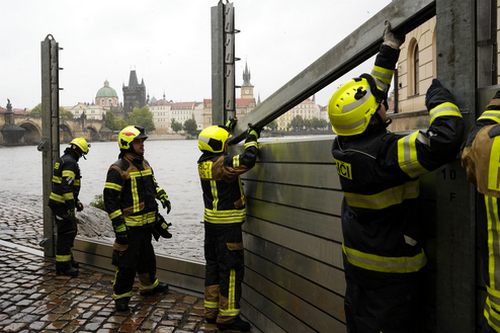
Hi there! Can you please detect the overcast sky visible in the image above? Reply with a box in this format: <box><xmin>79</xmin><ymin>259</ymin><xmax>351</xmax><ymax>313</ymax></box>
<box><xmin>0</xmin><ymin>0</ymin><xmax>391</xmax><ymax>110</ymax></box>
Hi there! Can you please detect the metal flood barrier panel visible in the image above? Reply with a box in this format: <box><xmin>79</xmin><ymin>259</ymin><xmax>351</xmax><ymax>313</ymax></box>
<box><xmin>72</xmin><ymin>238</ymin><xmax>206</xmax><ymax>295</ymax></box>
<box><xmin>233</xmin><ymin>137</ymin><xmax>436</xmax><ymax>332</ymax></box>
<box><xmin>237</xmin><ymin>137</ymin><xmax>345</xmax><ymax>333</ymax></box>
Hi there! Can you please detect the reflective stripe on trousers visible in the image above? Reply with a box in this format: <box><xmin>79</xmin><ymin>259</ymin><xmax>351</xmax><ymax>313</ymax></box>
<box><xmin>343</xmin><ymin>244</ymin><xmax>427</xmax><ymax>273</ymax></box>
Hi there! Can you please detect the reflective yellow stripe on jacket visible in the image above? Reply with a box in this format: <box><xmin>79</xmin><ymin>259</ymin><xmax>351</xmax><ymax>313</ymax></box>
<box><xmin>371</xmin><ymin>65</ymin><xmax>394</xmax><ymax>85</ymax></box>
<box><xmin>343</xmin><ymin>244</ymin><xmax>427</xmax><ymax>273</ymax></box>
<box><xmin>398</xmin><ymin>131</ymin><xmax>429</xmax><ymax>178</ymax></box>
<box><xmin>204</xmin><ymin>209</ymin><xmax>246</xmax><ymax>224</ymax></box>
<box><xmin>124</xmin><ymin>211</ymin><xmax>156</xmax><ymax>227</ymax></box>
<box><xmin>49</xmin><ymin>192</ymin><xmax>65</xmax><ymax>204</ymax></box>
<box><xmin>343</xmin><ymin>180</ymin><xmax>419</xmax><ymax>210</ymax></box>
<box><xmin>429</xmin><ymin>102</ymin><xmax>462</xmax><ymax>125</ymax></box>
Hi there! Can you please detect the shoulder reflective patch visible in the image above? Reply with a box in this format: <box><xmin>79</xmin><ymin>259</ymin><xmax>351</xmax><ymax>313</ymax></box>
<box><xmin>478</xmin><ymin>110</ymin><xmax>500</xmax><ymax>124</ymax></box>
<box><xmin>198</xmin><ymin>161</ymin><xmax>213</xmax><ymax>179</ymax></box>
<box><xmin>54</xmin><ymin>162</ymin><xmax>60</xmax><ymax>170</ymax></box>
<box><xmin>335</xmin><ymin>159</ymin><xmax>352</xmax><ymax>180</ymax></box>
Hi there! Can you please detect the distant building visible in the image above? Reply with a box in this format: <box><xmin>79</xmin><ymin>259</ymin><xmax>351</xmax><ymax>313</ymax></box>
<box><xmin>276</xmin><ymin>96</ymin><xmax>319</xmax><ymax>131</ymax></box>
<box><xmin>171</xmin><ymin>101</ymin><xmax>196</xmax><ymax>133</ymax></box>
<box><xmin>149</xmin><ymin>95</ymin><xmax>172</xmax><ymax>134</ymax></box>
<box><xmin>66</xmin><ymin>102</ymin><xmax>105</xmax><ymax>120</ymax></box>
<box><xmin>193</xmin><ymin>102</ymin><xmax>204</xmax><ymax>131</ymax></box>
<box><xmin>95</xmin><ymin>80</ymin><xmax>119</xmax><ymax>108</ymax></box>
<box><xmin>123</xmin><ymin>70</ymin><xmax>146</xmax><ymax>119</ymax></box>
<box><xmin>65</xmin><ymin>80</ymin><xmax>123</xmax><ymax>120</ymax></box>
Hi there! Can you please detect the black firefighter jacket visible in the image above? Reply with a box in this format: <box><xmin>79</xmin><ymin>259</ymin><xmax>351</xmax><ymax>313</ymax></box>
<box><xmin>104</xmin><ymin>153</ymin><xmax>164</xmax><ymax>228</ymax></box>
<box><xmin>332</xmin><ymin>46</ymin><xmax>465</xmax><ymax>285</ymax></box>
<box><xmin>197</xmin><ymin>135</ymin><xmax>258</xmax><ymax>225</ymax></box>
<box><xmin>49</xmin><ymin>148</ymin><xmax>81</xmax><ymax>215</ymax></box>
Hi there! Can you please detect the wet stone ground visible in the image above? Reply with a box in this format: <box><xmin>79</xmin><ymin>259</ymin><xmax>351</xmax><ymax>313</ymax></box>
<box><xmin>0</xmin><ymin>192</ymin><xmax>243</xmax><ymax>333</ymax></box>
<box><xmin>0</xmin><ymin>244</ymin><xmax>221</xmax><ymax>333</ymax></box>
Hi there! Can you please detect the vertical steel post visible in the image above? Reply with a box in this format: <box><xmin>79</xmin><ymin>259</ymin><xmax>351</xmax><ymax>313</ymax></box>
<box><xmin>211</xmin><ymin>1</ymin><xmax>237</xmax><ymax>126</ymax></box>
<box><xmin>211</xmin><ymin>2</ymin><xmax>225</xmax><ymax>127</ymax></box>
<box><xmin>477</xmin><ymin>0</ymin><xmax>498</xmax><ymax>88</ymax></box>
<box><xmin>224</xmin><ymin>2</ymin><xmax>236</xmax><ymax>121</ymax></box>
<box><xmin>435</xmin><ymin>0</ymin><xmax>476</xmax><ymax>331</ymax></box>
<box><xmin>39</xmin><ymin>35</ymin><xmax>60</xmax><ymax>258</ymax></box>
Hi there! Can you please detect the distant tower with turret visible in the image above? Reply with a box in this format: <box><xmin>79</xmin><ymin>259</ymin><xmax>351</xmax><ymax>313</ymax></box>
<box><xmin>123</xmin><ymin>69</ymin><xmax>146</xmax><ymax>119</ymax></box>
<box><xmin>241</xmin><ymin>62</ymin><xmax>254</xmax><ymax>99</ymax></box>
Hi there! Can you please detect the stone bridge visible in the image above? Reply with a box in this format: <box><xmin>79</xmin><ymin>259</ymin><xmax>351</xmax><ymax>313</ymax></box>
<box><xmin>0</xmin><ymin>114</ymin><xmax>111</xmax><ymax>145</ymax></box>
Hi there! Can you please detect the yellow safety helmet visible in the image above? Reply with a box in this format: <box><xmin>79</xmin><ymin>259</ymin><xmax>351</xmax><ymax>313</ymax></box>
<box><xmin>69</xmin><ymin>137</ymin><xmax>90</xmax><ymax>155</ymax></box>
<box><xmin>328</xmin><ymin>74</ymin><xmax>387</xmax><ymax>136</ymax></box>
<box><xmin>118</xmin><ymin>125</ymin><xmax>148</xmax><ymax>150</ymax></box>
<box><xmin>198</xmin><ymin>126</ymin><xmax>231</xmax><ymax>153</ymax></box>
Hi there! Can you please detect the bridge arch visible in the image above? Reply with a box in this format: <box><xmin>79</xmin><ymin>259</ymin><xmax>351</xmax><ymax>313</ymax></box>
<box><xmin>59</xmin><ymin>124</ymin><xmax>73</xmax><ymax>143</ymax></box>
<box><xmin>86</xmin><ymin>126</ymin><xmax>100</xmax><ymax>141</ymax></box>
<box><xmin>18</xmin><ymin>121</ymin><xmax>42</xmax><ymax>145</ymax></box>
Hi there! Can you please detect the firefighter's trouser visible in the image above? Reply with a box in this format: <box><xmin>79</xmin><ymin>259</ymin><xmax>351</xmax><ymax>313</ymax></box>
<box><xmin>204</xmin><ymin>222</ymin><xmax>244</xmax><ymax>324</ymax></box>
<box><xmin>54</xmin><ymin>213</ymin><xmax>77</xmax><ymax>271</ymax></box>
<box><xmin>478</xmin><ymin>194</ymin><xmax>500</xmax><ymax>333</ymax></box>
<box><xmin>344</xmin><ymin>255</ymin><xmax>425</xmax><ymax>333</ymax></box>
<box><xmin>112</xmin><ymin>226</ymin><xmax>158</xmax><ymax>300</ymax></box>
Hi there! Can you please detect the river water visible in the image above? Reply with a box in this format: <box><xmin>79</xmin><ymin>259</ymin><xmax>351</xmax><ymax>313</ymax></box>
<box><xmin>0</xmin><ymin>139</ymin><xmax>204</xmax><ymax>223</ymax></box>
<box><xmin>0</xmin><ymin>139</ymin><xmax>207</xmax><ymax>261</ymax></box>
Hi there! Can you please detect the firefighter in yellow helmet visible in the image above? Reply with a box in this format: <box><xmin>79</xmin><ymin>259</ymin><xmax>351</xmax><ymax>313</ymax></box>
<box><xmin>48</xmin><ymin>137</ymin><xmax>90</xmax><ymax>277</ymax></box>
<box><xmin>461</xmin><ymin>91</ymin><xmax>500</xmax><ymax>332</ymax></box>
<box><xmin>103</xmin><ymin>125</ymin><xmax>171</xmax><ymax>312</ymax></box>
<box><xmin>198</xmin><ymin>119</ymin><xmax>259</xmax><ymax>332</ymax></box>
<box><xmin>328</xmin><ymin>21</ymin><xmax>464</xmax><ymax>332</ymax></box>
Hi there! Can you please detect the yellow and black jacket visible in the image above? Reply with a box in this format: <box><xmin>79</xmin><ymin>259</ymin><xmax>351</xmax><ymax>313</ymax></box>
<box><xmin>332</xmin><ymin>45</ymin><xmax>464</xmax><ymax>282</ymax></box>
<box><xmin>48</xmin><ymin>148</ymin><xmax>81</xmax><ymax>214</ymax></box>
<box><xmin>198</xmin><ymin>135</ymin><xmax>258</xmax><ymax>224</ymax></box>
<box><xmin>104</xmin><ymin>153</ymin><xmax>164</xmax><ymax>228</ymax></box>
<box><xmin>461</xmin><ymin>94</ymin><xmax>500</xmax><ymax>331</ymax></box>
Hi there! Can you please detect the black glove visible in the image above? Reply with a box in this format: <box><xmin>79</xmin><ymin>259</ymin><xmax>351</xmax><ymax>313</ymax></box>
<box><xmin>76</xmin><ymin>201</ymin><xmax>84</xmax><ymax>212</ymax></box>
<box><xmin>487</xmin><ymin>90</ymin><xmax>500</xmax><ymax>110</ymax></box>
<box><xmin>153</xmin><ymin>214</ymin><xmax>172</xmax><ymax>241</ymax></box>
<box><xmin>158</xmin><ymin>190</ymin><xmax>171</xmax><ymax>214</ymax></box>
<box><xmin>225</xmin><ymin>117</ymin><xmax>238</xmax><ymax>131</ymax></box>
<box><xmin>67</xmin><ymin>208</ymin><xmax>76</xmax><ymax>219</ymax></box>
<box><xmin>425</xmin><ymin>79</ymin><xmax>455</xmax><ymax>111</ymax></box>
<box><xmin>247</xmin><ymin>124</ymin><xmax>261</xmax><ymax>140</ymax></box>
<box><xmin>113</xmin><ymin>218</ymin><xmax>129</xmax><ymax>245</ymax></box>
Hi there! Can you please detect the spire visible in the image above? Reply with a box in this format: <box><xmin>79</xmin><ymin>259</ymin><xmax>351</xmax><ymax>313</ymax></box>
<box><xmin>242</xmin><ymin>61</ymin><xmax>253</xmax><ymax>87</ymax></box>
<box><xmin>128</xmin><ymin>70</ymin><xmax>139</xmax><ymax>87</ymax></box>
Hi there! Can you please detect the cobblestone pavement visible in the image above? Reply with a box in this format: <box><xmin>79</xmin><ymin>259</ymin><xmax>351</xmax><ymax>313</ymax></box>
<box><xmin>0</xmin><ymin>241</ymin><xmax>222</xmax><ymax>333</ymax></box>
<box><xmin>0</xmin><ymin>193</ymin><xmax>249</xmax><ymax>332</ymax></box>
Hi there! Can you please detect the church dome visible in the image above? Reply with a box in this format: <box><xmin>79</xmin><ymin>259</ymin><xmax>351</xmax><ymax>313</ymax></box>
<box><xmin>96</xmin><ymin>80</ymin><xmax>118</xmax><ymax>98</ymax></box>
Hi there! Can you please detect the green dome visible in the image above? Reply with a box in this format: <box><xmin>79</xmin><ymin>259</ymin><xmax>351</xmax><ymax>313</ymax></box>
<box><xmin>96</xmin><ymin>80</ymin><xmax>118</xmax><ymax>98</ymax></box>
